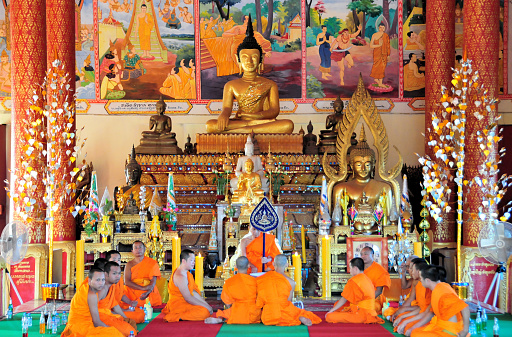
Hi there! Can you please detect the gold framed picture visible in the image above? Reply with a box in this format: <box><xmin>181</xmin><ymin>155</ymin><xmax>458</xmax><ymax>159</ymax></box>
<box><xmin>346</xmin><ymin>236</ymin><xmax>388</xmax><ymax>272</ymax></box>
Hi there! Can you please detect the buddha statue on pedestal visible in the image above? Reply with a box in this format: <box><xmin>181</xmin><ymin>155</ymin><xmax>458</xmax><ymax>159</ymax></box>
<box><xmin>123</xmin><ymin>192</ymin><xmax>139</xmax><ymax>215</ymax></box>
<box><xmin>205</xmin><ymin>15</ymin><xmax>294</xmax><ymax>134</ymax></box>
<box><xmin>135</xmin><ymin>96</ymin><xmax>183</xmax><ymax>154</ymax></box>
<box><xmin>114</xmin><ymin>146</ymin><xmax>162</xmax><ymax>212</ymax></box>
<box><xmin>230</xmin><ymin>134</ymin><xmax>269</xmax><ymax>193</ymax></box>
<box><xmin>303</xmin><ymin>121</ymin><xmax>319</xmax><ymax>155</ymax></box>
<box><xmin>319</xmin><ymin>96</ymin><xmax>344</xmax><ymax>155</ymax></box>
<box><xmin>232</xmin><ymin>158</ymin><xmax>264</xmax><ymax>205</ymax></box>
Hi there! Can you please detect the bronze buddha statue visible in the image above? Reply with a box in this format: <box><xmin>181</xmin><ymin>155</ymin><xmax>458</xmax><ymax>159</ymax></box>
<box><xmin>123</xmin><ymin>192</ymin><xmax>140</xmax><ymax>215</ymax></box>
<box><xmin>319</xmin><ymin>96</ymin><xmax>344</xmax><ymax>154</ymax></box>
<box><xmin>205</xmin><ymin>15</ymin><xmax>294</xmax><ymax>134</ymax></box>
<box><xmin>136</xmin><ymin>96</ymin><xmax>183</xmax><ymax>154</ymax></box>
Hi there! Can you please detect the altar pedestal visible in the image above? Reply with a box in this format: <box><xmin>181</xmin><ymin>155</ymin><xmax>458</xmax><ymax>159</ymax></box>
<box><xmin>216</xmin><ymin>202</ymin><xmax>284</xmax><ymax>261</ymax></box>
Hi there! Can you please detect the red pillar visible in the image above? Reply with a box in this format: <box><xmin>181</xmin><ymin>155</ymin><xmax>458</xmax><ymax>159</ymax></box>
<box><xmin>10</xmin><ymin>0</ymin><xmax>47</xmax><ymax>244</ymax></box>
<box><xmin>425</xmin><ymin>0</ymin><xmax>456</xmax><ymax>244</ymax></box>
<box><xmin>462</xmin><ymin>0</ymin><xmax>499</xmax><ymax>247</ymax></box>
<box><xmin>46</xmin><ymin>0</ymin><xmax>76</xmax><ymax>242</ymax></box>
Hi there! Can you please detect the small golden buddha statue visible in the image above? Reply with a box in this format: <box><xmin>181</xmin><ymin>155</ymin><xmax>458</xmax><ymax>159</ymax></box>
<box><xmin>332</xmin><ymin>126</ymin><xmax>394</xmax><ymax>235</ymax></box>
<box><xmin>232</xmin><ymin>158</ymin><xmax>264</xmax><ymax>205</ymax></box>
<box><xmin>205</xmin><ymin>15</ymin><xmax>294</xmax><ymax>134</ymax></box>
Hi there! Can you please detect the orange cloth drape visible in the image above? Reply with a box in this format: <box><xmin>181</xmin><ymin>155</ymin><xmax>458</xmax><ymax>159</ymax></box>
<box><xmin>162</xmin><ymin>270</ymin><xmax>211</xmax><ymax>322</ymax></box>
<box><xmin>216</xmin><ymin>273</ymin><xmax>261</xmax><ymax>324</ymax></box>
<box><xmin>411</xmin><ymin>282</ymin><xmax>468</xmax><ymax>337</ymax></box>
<box><xmin>364</xmin><ymin>261</ymin><xmax>391</xmax><ymax>314</ymax></box>
<box><xmin>326</xmin><ymin>273</ymin><xmax>384</xmax><ymax>324</ymax></box>
<box><xmin>246</xmin><ymin>233</ymin><xmax>281</xmax><ymax>273</ymax></box>
<box><xmin>256</xmin><ymin>271</ymin><xmax>322</xmax><ymax>326</ymax></box>
<box><xmin>124</xmin><ymin>257</ymin><xmax>162</xmax><ymax>307</ymax></box>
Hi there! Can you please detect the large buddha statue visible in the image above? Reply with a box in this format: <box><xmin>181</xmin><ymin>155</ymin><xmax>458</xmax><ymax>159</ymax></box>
<box><xmin>114</xmin><ymin>146</ymin><xmax>163</xmax><ymax>212</ymax></box>
<box><xmin>136</xmin><ymin>96</ymin><xmax>183</xmax><ymax>154</ymax></box>
<box><xmin>230</xmin><ymin>134</ymin><xmax>269</xmax><ymax>193</ymax></box>
<box><xmin>232</xmin><ymin>158</ymin><xmax>264</xmax><ymax>205</ymax></box>
<box><xmin>205</xmin><ymin>15</ymin><xmax>294</xmax><ymax>134</ymax></box>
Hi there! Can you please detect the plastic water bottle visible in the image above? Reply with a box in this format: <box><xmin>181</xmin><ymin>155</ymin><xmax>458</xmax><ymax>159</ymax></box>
<box><xmin>52</xmin><ymin>315</ymin><xmax>58</xmax><ymax>334</ymax></box>
<box><xmin>469</xmin><ymin>319</ymin><xmax>476</xmax><ymax>335</ymax></box>
<box><xmin>129</xmin><ymin>331</ymin><xmax>135</xmax><ymax>337</ymax></box>
<box><xmin>6</xmin><ymin>299</ymin><xmax>13</xmax><ymax>319</ymax></box>
<box><xmin>39</xmin><ymin>313</ymin><xmax>46</xmax><ymax>334</ymax></box>
<box><xmin>143</xmin><ymin>306</ymin><xmax>148</xmax><ymax>323</ymax></box>
<box><xmin>28</xmin><ymin>312</ymin><xmax>32</xmax><ymax>327</ymax></box>
<box><xmin>62</xmin><ymin>311</ymin><xmax>68</xmax><ymax>326</ymax></box>
<box><xmin>46</xmin><ymin>314</ymin><xmax>53</xmax><ymax>334</ymax></box>
<box><xmin>399</xmin><ymin>295</ymin><xmax>404</xmax><ymax>306</ymax></box>
<box><xmin>482</xmin><ymin>309</ymin><xmax>487</xmax><ymax>330</ymax></box>
<box><xmin>21</xmin><ymin>314</ymin><xmax>28</xmax><ymax>337</ymax></box>
<box><xmin>493</xmin><ymin>317</ymin><xmax>499</xmax><ymax>337</ymax></box>
<box><xmin>476</xmin><ymin>312</ymin><xmax>482</xmax><ymax>333</ymax></box>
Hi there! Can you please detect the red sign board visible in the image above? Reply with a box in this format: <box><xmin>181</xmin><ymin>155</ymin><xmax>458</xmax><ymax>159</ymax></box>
<box><xmin>10</xmin><ymin>257</ymin><xmax>36</xmax><ymax>307</ymax></box>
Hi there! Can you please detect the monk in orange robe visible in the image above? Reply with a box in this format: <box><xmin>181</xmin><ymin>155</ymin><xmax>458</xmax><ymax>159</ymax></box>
<box><xmin>61</xmin><ymin>268</ymin><xmax>126</xmax><ymax>337</ymax></box>
<box><xmin>124</xmin><ymin>241</ymin><xmax>162</xmax><ymax>308</ymax></box>
<box><xmin>256</xmin><ymin>254</ymin><xmax>322</xmax><ymax>326</ymax></box>
<box><xmin>394</xmin><ymin>259</ymin><xmax>433</xmax><ymax>335</ymax></box>
<box><xmin>241</xmin><ymin>225</ymin><xmax>281</xmax><ymax>273</ymax></box>
<box><xmin>106</xmin><ymin>250</ymin><xmax>145</xmax><ymax>324</ymax></box>
<box><xmin>361</xmin><ymin>246</ymin><xmax>391</xmax><ymax>314</ymax></box>
<box><xmin>205</xmin><ymin>256</ymin><xmax>261</xmax><ymax>324</ymax></box>
<box><xmin>369</xmin><ymin>22</ymin><xmax>391</xmax><ymax>88</ymax></box>
<box><xmin>382</xmin><ymin>255</ymin><xmax>418</xmax><ymax>318</ymax></box>
<box><xmin>162</xmin><ymin>249</ymin><xmax>213</xmax><ymax>322</ymax></box>
<box><xmin>411</xmin><ymin>266</ymin><xmax>470</xmax><ymax>337</ymax></box>
<box><xmin>326</xmin><ymin>257</ymin><xmax>384</xmax><ymax>324</ymax></box>
<box><xmin>160</xmin><ymin>67</ymin><xmax>183</xmax><ymax>99</ymax></box>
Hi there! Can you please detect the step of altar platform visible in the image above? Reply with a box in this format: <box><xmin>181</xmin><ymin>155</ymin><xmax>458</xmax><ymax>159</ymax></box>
<box><xmin>195</xmin><ymin>133</ymin><xmax>303</xmax><ymax>154</ymax></box>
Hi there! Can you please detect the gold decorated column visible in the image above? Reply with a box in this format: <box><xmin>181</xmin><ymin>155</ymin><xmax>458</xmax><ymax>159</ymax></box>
<box><xmin>46</xmin><ymin>0</ymin><xmax>76</xmax><ymax>242</ymax></box>
<box><xmin>10</xmin><ymin>0</ymin><xmax>47</xmax><ymax>244</ymax></box>
<box><xmin>425</xmin><ymin>0</ymin><xmax>456</xmax><ymax>244</ymax></box>
<box><xmin>462</xmin><ymin>0</ymin><xmax>499</xmax><ymax>247</ymax></box>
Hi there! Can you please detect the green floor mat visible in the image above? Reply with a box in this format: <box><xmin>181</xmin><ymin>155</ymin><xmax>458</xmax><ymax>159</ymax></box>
<box><xmin>218</xmin><ymin>323</ymin><xmax>309</xmax><ymax>337</ymax></box>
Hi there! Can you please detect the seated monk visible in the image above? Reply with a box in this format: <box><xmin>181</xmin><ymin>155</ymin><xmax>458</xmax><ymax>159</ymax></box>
<box><xmin>394</xmin><ymin>259</ymin><xmax>433</xmax><ymax>336</ymax></box>
<box><xmin>98</xmin><ymin>262</ymin><xmax>139</xmax><ymax>336</ymax></box>
<box><xmin>205</xmin><ymin>15</ymin><xmax>293</xmax><ymax>134</ymax></box>
<box><xmin>106</xmin><ymin>250</ymin><xmax>145</xmax><ymax>323</ymax></box>
<box><xmin>382</xmin><ymin>255</ymin><xmax>418</xmax><ymax>318</ymax></box>
<box><xmin>411</xmin><ymin>266</ymin><xmax>470</xmax><ymax>337</ymax></box>
<box><xmin>61</xmin><ymin>268</ymin><xmax>126</xmax><ymax>337</ymax></box>
<box><xmin>256</xmin><ymin>254</ymin><xmax>322</xmax><ymax>326</ymax></box>
<box><xmin>162</xmin><ymin>249</ymin><xmax>213</xmax><ymax>322</ymax></box>
<box><xmin>361</xmin><ymin>246</ymin><xmax>391</xmax><ymax>314</ymax></box>
<box><xmin>241</xmin><ymin>224</ymin><xmax>281</xmax><ymax>273</ymax></box>
<box><xmin>124</xmin><ymin>241</ymin><xmax>162</xmax><ymax>308</ymax></box>
<box><xmin>325</xmin><ymin>258</ymin><xmax>384</xmax><ymax>324</ymax></box>
<box><xmin>205</xmin><ymin>256</ymin><xmax>260</xmax><ymax>324</ymax></box>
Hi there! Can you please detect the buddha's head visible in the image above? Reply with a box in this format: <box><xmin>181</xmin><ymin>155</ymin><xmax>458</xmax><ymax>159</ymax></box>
<box><xmin>245</xmin><ymin>134</ymin><xmax>254</xmax><ymax>156</ymax></box>
<box><xmin>125</xmin><ymin>145</ymin><xmax>142</xmax><ymax>186</ymax></box>
<box><xmin>156</xmin><ymin>95</ymin><xmax>166</xmax><ymax>114</ymax></box>
<box><xmin>349</xmin><ymin>126</ymin><xmax>375</xmax><ymax>180</ymax></box>
<box><xmin>236</xmin><ymin>15</ymin><xmax>263</xmax><ymax>72</ymax></box>
<box><xmin>244</xmin><ymin>158</ymin><xmax>255</xmax><ymax>173</ymax></box>
<box><xmin>378</xmin><ymin>22</ymin><xmax>386</xmax><ymax>32</ymax></box>
<box><xmin>333</xmin><ymin>95</ymin><xmax>344</xmax><ymax>114</ymax></box>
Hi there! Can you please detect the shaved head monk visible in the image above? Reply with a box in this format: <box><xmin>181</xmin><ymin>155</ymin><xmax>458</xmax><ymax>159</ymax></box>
<box><xmin>162</xmin><ymin>249</ymin><xmax>213</xmax><ymax>322</ymax></box>
<box><xmin>97</xmin><ymin>262</ymin><xmax>139</xmax><ymax>336</ymax></box>
<box><xmin>241</xmin><ymin>225</ymin><xmax>281</xmax><ymax>273</ymax></box>
<box><xmin>383</xmin><ymin>254</ymin><xmax>419</xmax><ymax>318</ymax></box>
<box><xmin>124</xmin><ymin>241</ymin><xmax>162</xmax><ymax>308</ymax></box>
<box><xmin>62</xmin><ymin>268</ymin><xmax>125</xmax><ymax>337</ymax></box>
<box><xmin>256</xmin><ymin>254</ymin><xmax>322</xmax><ymax>326</ymax></box>
<box><xmin>205</xmin><ymin>256</ymin><xmax>261</xmax><ymax>324</ymax></box>
<box><xmin>106</xmin><ymin>250</ymin><xmax>145</xmax><ymax>323</ymax></box>
<box><xmin>326</xmin><ymin>257</ymin><xmax>384</xmax><ymax>324</ymax></box>
<box><xmin>361</xmin><ymin>246</ymin><xmax>391</xmax><ymax>314</ymax></box>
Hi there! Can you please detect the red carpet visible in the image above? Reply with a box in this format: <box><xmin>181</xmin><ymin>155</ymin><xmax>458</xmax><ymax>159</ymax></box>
<box><xmin>308</xmin><ymin>312</ymin><xmax>395</xmax><ymax>337</ymax></box>
<box><xmin>137</xmin><ymin>313</ymin><xmax>222</xmax><ymax>337</ymax></box>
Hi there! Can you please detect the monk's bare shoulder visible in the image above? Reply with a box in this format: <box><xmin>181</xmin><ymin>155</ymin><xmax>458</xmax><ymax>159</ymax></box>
<box><xmin>283</xmin><ymin>274</ymin><xmax>295</xmax><ymax>288</ymax></box>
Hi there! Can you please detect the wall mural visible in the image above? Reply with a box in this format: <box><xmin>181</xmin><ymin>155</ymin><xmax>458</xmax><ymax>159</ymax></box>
<box><xmin>0</xmin><ymin>0</ymin><xmax>508</xmax><ymax>112</ymax></box>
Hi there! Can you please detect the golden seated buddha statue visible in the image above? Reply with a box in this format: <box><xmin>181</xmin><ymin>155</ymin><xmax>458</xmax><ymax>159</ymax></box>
<box><xmin>205</xmin><ymin>15</ymin><xmax>293</xmax><ymax>134</ymax></box>
<box><xmin>232</xmin><ymin>158</ymin><xmax>264</xmax><ymax>205</ymax></box>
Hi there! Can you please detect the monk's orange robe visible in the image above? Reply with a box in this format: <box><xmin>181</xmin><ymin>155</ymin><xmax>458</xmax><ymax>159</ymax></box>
<box><xmin>256</xmin><ymin>271</ymin><xmax>322</xmax><ymax>326</ymax></box>
<box><xmin>113</xmin><ymin>277</ymin><xmax>145</xmax><ymax>323</ymax></box>
<box><xmin>246</xmin><ymin>233</ymin><xmax>281</xmax><ymax>273</ymax></box>
<box><xmin>370</xmin><ymin>32</ymin><xmax>390</xmax><ymax>80</ymax></box>
<box><xmin>364</xmin><ymin>261</ymin><xmax>391</xmax><ymax>314</ymax></box>
<box><xmin>216</xmin><ymin>273</ymin><xmax>261</xmax><ymax>324</ymax></box>
<box><xmin>325</xmin><ymin>273</ymin><xmax>384</xmax><ymax>324</ymax></box>
<box><xmin>124</xmin><ymin>256</ymin><xmax>162</xmax><ymax>308</ymax></box>
<box><xmin>162</xmin><ymin>270</ymin><xmax>211</xmax><ymax>322</ymax></box>
<box><xmin>97</xmin><ymin>286</ymin><xmax>138</xmax><ymax>336</ymax></box>
<box><xmin>398</xmin><ymin>281</ymin><xmax>432</xmax><ymax>334</ymax></box>
<box><xmin>61</xmin><ymin>283</ymin><xmax>125</xmax><ymax>337</ymax></box>
<box><xmin>411</xmin><ymin>282</ymin><xmax>468</xmax><ymax>337</ymax></box>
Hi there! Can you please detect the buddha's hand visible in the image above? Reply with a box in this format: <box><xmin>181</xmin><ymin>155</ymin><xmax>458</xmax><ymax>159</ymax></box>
<box><xmin>217</xmin><ymin>112</ymin><xmax>230</xmax><ymax>131</ymax></box>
